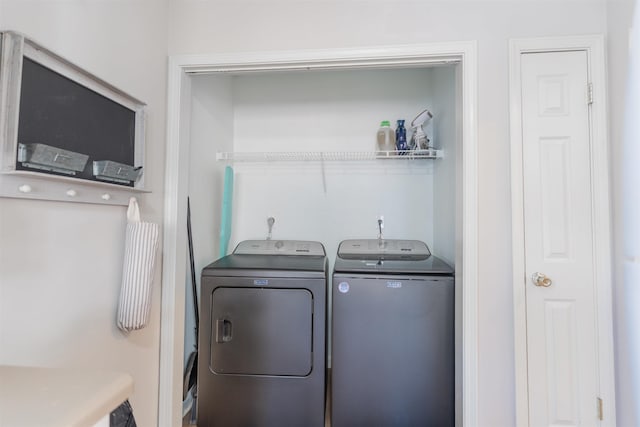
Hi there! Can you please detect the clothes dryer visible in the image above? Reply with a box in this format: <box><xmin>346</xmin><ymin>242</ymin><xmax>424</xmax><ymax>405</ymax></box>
<box><xmin>331</xmin><ymin>239</ymin><xmax>454</xmax><ymax>427</ymax></box>
<box><xmin>198</xmin><ymin>240</ymin><xmax>327</xmax><ymax>427</ymax></box>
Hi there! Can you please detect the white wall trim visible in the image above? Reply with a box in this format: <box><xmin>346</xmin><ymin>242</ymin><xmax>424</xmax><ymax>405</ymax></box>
<box><xmin>159</xmin><ymin>57</ymin><xmax>192</xmax><ymax>427</ymax></box>
<box><xmin>459</xmin><ymin>43</ymin><xmax>479</xmax><ymax>427</ymax></box>
<box><xmin>160</xmin><ymin>41</ymin><xmax>479</xmax><ymax>427</ymax></box>
<box><xmin>509</xmin><ymin>34</ymin><xmax>616</xmax><ymax>427</ymax></box>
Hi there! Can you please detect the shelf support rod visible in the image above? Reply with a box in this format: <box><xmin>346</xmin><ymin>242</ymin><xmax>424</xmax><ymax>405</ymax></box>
<box><xmin>320</xmin><ymin>152</ymin><xmax>327</xmax><ymax>194</ymax></box>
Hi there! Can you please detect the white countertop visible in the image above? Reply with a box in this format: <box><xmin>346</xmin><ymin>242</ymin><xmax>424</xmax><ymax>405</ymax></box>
<box><xmin>0</xmin><ymin>365</ymin><xmax>134</xmax><ymax>427</ymax></box>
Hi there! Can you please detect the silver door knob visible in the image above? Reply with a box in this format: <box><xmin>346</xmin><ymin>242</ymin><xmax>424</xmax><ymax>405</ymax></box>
<box><xmin>532</xmin><ymin>272</ymin><xmax>552</xmax><ymax>287</ymax></box>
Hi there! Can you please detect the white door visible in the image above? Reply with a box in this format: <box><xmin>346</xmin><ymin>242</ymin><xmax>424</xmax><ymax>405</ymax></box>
<box><xmin>520</xmin><ymin>50</ymin><xmax>600</xmax><ymax>426</ymax></box>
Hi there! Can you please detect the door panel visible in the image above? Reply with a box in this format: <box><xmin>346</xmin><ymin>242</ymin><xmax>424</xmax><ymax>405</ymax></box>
<box><xmin>521</xmin><ymin>50</ymin><xmax>599</xmax><ymax>427</ymax></box>
<box><xmin>210</xmin><ymin>287</ymin><xmax>313</xmax><ymax>376</ymax></box>
<box><xmin>540</xmin><ymin>137</ymin><xmax>572</xmax><ymax>260</ymax></box>
<box><xmin>544</xmin><ymin>300</ymin><xmax>579</xmax><ymax>423</ymax></box>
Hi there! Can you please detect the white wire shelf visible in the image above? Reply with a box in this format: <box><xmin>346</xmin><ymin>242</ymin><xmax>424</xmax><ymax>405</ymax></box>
<box><xmin>215</xmin><ymin>150</ymin><xmax>443</xmax><ymax>162</ymax></box>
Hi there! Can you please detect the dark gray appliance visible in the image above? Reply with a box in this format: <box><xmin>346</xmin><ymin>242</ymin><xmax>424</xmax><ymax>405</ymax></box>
<box><xmin>198</xmin><ymin>240</ymin><xmax>327</xmax><ymax>427</ymax></box>
<box><xmin>331</xmin><ymin>239</ymin><xmax>454</xmax><ymax>427</ymax></box>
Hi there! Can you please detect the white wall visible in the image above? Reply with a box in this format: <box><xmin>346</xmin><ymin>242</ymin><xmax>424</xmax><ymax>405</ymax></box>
<box><xmin>229</xmin><ymin>68</ymin><xmax>445</xmax><ymax>259</ymax></box>
<box><xmin>184</xmin><ymin>74</ymin><xmax>235</xmax><ymax>370</ymax></box>
<box><xmin>432</xmin><ymin>66</ymin><xmax>458</xmax><ymax>267</ymax></box>
<box><xmin>186</xmin><ymin>68</ymin><xmax>458</xmax><ymax>266</ymax></box>
<box><xmin>608</xmin><ymin>0</ymin><xmax>640</xmax><ymax>425</ymax></box>
<box><xmin>168</xmin><ymin>2</ymin><xmax>608</xmax><ymax>426</ymax></box>
<box><xmin>0</xmin><ymin>2</ymin><xmax>168</xmax><ymax>426</ymax></box>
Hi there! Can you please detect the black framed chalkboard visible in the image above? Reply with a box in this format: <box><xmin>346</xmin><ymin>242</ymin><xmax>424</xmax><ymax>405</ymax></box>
<box><xmin>16</xmin><ymin>57</ymin><xmax>137</xmax><ymax>185</ymax></box>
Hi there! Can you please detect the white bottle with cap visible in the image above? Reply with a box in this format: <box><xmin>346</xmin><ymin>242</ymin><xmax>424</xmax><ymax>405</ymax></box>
<box><xmin>376</xmin><ymin>120</ymin><xmax>396</xmax><ymax>152</ymax></box>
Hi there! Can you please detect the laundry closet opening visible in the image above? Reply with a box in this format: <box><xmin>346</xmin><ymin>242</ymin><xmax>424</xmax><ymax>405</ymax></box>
<box><xmin>161</xmin><ymin>43</ymin><xmax>478</xmax><ymax>427</ymax></box>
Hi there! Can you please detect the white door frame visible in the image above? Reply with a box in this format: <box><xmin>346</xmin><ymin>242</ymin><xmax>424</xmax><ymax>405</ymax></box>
<box><xmin>509</xmin><ymin>35</ymin><xmax>616</xmax><ymax>426</ymax></box>
<box><xmin>160</xmin><ymin>41</ymin><xmax>479</xmax><ymax>427</ymax></box>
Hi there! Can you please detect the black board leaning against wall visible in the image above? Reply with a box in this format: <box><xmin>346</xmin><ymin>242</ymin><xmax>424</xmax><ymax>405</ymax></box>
<box><xmin>16</xmin><ymin>57</ymin><xmax>137</xmax><ymax>186</ymax></box>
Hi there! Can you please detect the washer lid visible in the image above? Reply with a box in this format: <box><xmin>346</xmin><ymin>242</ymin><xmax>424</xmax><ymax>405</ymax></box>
<box><xmin>335</xmin><ymin>239</ymin><xmax>453</xmax><ymax>275</ymax></box>
<box><xmin>203</xmin><ymin>240</ymin><xmax>327</xmax><ymax>277</ymax></box>
<box><xmin>333</xmin><ymin>255</ymin><xmax>454</xmax><ymax>275</ymax></box>
<box><xmin>233</xmin><ymin>240</ymin><xmax>326</xmax><ymax>256</ymax></box>
<box><xmin>337</xmin><ymin>239</ymin><xmax>430</xmax><ymax>260</ymax></box>
<box><xmin>202</xmin><ymin>254</ymin><xmax>327</xmax><ymax>277</ymax></box>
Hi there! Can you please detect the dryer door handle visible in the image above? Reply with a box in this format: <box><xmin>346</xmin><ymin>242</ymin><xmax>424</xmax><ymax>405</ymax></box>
<box><xmin>216</xmin><ymin>318</ymin><xmax>233</xmax><ymax>343</ymax></box>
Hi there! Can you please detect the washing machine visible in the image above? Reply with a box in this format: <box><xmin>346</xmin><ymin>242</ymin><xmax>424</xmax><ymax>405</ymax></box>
<box><xmin>198</xmin><ymin>239</ymin><xmax>327</xmax><ymax>427</ymax></box>
<box><xmin>331</xmin><ymin>239</ymin><xmax>455</xmax><ymax>427</ymax></box>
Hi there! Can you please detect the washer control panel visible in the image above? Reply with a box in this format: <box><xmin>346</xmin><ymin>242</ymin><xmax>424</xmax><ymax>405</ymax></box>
<box><xmin>233</xmin><ymin>240</ymin><xmax>326</xmax><ymax>256</ymax></box>
<box><xmin>337</xmin><ymin>239</ymin><xmax>431</xmax><ymax>260</ymax></box>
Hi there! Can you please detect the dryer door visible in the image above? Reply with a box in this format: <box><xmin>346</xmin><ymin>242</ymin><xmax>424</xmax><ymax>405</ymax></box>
<box><xmin>210</xmin><ymin>287</ymin><xmax>313</xmax><ymax>376</ymax></box>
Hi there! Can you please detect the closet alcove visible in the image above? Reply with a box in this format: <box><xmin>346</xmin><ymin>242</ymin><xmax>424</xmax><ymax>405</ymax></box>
<box><xmin>160</xmin><ymin>42</ymin><xmax>479</xmax><ymax>426</ymax></box>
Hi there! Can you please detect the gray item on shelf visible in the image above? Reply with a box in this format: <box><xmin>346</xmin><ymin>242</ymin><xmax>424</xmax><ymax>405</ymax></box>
<box><xmin>93</xmin><ymin>160</ymin><xmax>142</xmax><ymax>185</ymax></box>
<box><xmin>17</xmin><ymin>143</ymin><xmax>89</xmax><ymax>175</ymax></box>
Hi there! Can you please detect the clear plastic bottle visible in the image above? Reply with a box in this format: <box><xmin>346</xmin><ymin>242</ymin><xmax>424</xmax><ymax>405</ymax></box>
<box><xmin>376</xmin><ymin>120</ymin><xmax>396</xmax><ymax>152</ymax></box>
